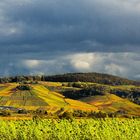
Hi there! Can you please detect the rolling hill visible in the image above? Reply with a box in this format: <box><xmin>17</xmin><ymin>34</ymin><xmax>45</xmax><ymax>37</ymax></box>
<box><xmin>0</xmin><ymin>74</ymin><xmax>140</xmax><ymax>117</ymax></box>
<box><xmin>0</xmin><ymin>83</ymin><xmax>98</xmax><ymax>112</ymax></box>
<box><xmin>80</xmin><ymin>94</ymin><xmax>140</xmax><ymax>116</ymax></box>
<box><xmin>44</xmin><ymin>73</ymin><xmax>139</xmax><ymax>85</ymax></box>
<box><xmin>0</xmin><ymin>72</ymin><xmax>139</xmax><ymax>85</ymax></box>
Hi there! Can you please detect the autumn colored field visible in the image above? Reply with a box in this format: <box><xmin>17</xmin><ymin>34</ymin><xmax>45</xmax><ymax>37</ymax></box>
<box><xmin>0</xmin><ymin>82</ymin><xmax>98</xmax><ymax>114</ymax></box>
<box><xmin>0</xmin><ymin>81</ymin><xmax>139</xmax><ymax>118</ymax></box>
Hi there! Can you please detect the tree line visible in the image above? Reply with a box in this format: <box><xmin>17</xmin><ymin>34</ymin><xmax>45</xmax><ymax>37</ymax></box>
<box><xmin>61</xmin><ymin>83</ymin><xmax>140</xmax><ymax>105</ymax></box>
<box><xmin>0</xmin><ymin>73</ymin><xmax>139</xmax><ymax>85</ymax></box>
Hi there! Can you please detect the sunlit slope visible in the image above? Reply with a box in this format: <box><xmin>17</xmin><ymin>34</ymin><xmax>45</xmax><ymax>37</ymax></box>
<box><xmin>32</xmin><ymin>85</ymin><xmax>67</xmax><ymax>107</ymax></box>
<box><xmin>0</xmin><ymin>87</ymin><xmax>48</xmax><ymax>110</ymax></box>
<box><xmin>0</xmin><ymin>84</ymin><xmax>98</xmax><ymax>111</ymax></box>
<box><xmin>81</xmin><ymin>94</ymin><xmax>140</xmax><ymax>116</ymax></box>
<box><xmin>0</xmin><ymin>84</ymin><xmax>64</xmax><ymax>109</ymax></box>
<box><xmin>32</xmin><ymin>85</ymin><xmax>98</xmax><ymax>110</ymax></box>
<box><xmin>0</xmin><ymin>83</ymin><xmax>18</xmax><ymax>96</ymax></box>
<box><xmin>65</xmin><ymin>99</ymin><xmax>98</xmax><ymax>111</ymax></box>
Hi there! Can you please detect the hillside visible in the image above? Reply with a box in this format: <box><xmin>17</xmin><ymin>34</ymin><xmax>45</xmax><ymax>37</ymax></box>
<box><xmin>0</xmin><ymin>83</ymin><xmax>97</xmax><ymax>112</ymax></box>
<box><xmin>40</xmin><ymin>81</ymin><xmax>140</xmax><ymax>116</ymax></box>
<box><xmin>59</xmin><ymin>82</ymin><xmax>140</xmax><ymax>105</ymax></box>
<box><xmin>0</xmin><ymin>72</ymin><xmax>139</xmax><ymax>86</ymax></box>
<box><xmin>80</xmin><ymin>94</ymin><xmax>140</xmax><ymax>116</ymax></box>
<box><xmin>44</xmin><ymin>73</ymin><xmax>139</xmax><ymax>85</ymax></box>
<box><xmin>0</xmin><ymin>77</ymin><xmax>140</xmax><ymax>117</ymax></box>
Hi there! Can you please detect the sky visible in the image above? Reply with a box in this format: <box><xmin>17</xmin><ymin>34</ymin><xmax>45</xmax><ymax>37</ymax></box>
<box><xmin>0</xmin><ymin>0</ymin><xmax>140</xmax><ymax>80</ymax></box>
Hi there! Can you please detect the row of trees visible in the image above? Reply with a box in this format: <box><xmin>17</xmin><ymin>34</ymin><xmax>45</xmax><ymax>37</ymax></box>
<box><xmin>32</xmin><ymin>108</ymin><xmax>130</xmax><ymax>119</ymax></box>
<box><xmin>0</xmin><ymin>73</ymin><xmax>139</xmax><ymax>85</ymax></box>
<box><xmin>0</xmin><ymin>75</ymin><xmax>42</xmax><ymax>83</ymax></box>
<box><xmin>16</xmin><ymin>85</ymin><xmax>32</xmax><ymax>91</ymax></box>
<box><xmin>44</xmin><ymin>73</ymin><xmax>139</xmax><ymax>85</ymax></box>
<box><xmin>31</xmin><ymin>108</ymin><xmax>135</xmax><ymax>119</ymax></box>
<box><xmin>110</xmin><ymin>88</ymin><xmax>140</xmax><ymax>105</ymax></box>
<box><xmin>0</xmin><ymin>106</ymin><xmax>137</xmax><ymax>119</ymax></box>
<box><xmin>61</xmin><ymin>83</ymin><xmax>140</xmax><ymax>105</ymax></box>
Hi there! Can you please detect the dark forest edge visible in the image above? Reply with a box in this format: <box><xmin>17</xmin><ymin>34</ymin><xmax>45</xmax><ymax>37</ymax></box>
<box><xmin>59</xmin><ymin>82</ymin><xmax>140</xmax><ymax>105</ymax></box>
<box><xmin>0</xmin><ymin>72</ymin><xmax>140</xmax><ymax>85</ymax></box>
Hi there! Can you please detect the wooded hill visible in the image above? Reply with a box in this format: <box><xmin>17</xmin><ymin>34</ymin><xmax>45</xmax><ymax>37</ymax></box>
<box><xmin>45</xmin><ymin>73</ymin><xmax>139</xmax><ymax>85</ymax></box>
<box><xmin>0</xmin><ymin>73</ymin><xmax>139</xmax><ymax>86</ymax></box>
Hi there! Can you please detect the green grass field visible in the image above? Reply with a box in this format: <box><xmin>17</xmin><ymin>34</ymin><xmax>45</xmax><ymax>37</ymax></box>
<box><xmin>0</xmin><ymin>118</ymin><xmax>139</xmax><ymax>140</ymax></box>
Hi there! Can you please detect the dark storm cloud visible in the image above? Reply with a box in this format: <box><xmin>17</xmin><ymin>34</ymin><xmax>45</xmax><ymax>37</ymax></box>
<box><xmin>1</xmin><ymin>0</ymin><xmax>140</xmax><ymax>50</ymax></box>
<box><xmin>0</xmin><ymin>0</ymin><xmax>140</xmax><ymax>78</ymax></box>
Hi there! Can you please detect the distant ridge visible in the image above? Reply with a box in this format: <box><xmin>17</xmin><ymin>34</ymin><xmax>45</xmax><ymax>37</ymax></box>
<box><xmin>0</xmin><ymin>72</ymin><xmax>139</xmax><ymax>86</ymax></box>
<box><xmin>45</xmin><ymin>73</ymin><xmax>139</xmax><ymax>85</ymax></box>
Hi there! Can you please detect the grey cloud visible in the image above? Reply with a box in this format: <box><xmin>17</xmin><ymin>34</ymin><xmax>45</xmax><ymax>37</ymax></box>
<box><xmin>0</xmin><ymin>0</ymin><xmax>140</xmax><ymax>78</ymax></box>
<box><xmin>0</xmin><ymin>52</ymin><xmax>139</xmax><ymax>80</ymax></box>
<box><xmin>1</xmin><ymin>0</ymin><xmax>140</xmax><ymax>47</ymax></box>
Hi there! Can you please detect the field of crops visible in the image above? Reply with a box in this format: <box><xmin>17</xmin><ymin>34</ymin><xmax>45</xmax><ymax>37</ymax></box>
<box><xmin>0</xmin><ymin>83</ymin><xmax>99</xmax><ymax>112</ymax></box>
<box><xmin>0</xmin><ymin>118</ymin><xmax>139</xmax><ymax>140</ymax></box>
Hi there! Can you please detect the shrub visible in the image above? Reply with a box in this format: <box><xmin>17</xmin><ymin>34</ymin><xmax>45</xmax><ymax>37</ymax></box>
<box><xmin>59</xmin><ymin>112</ymin><xmax>73</xmax><ymax>120</ymax></box>
<box><xmin>35</xmin><ymin>108</ymin><xmax>48</xmax><ymax>115</ymax></box>
<box><xmin>17</xmin><ymin>109</ymin><xmax>28</xmax><ymax>114</ymax></box>
<box><xmin>0</xmin><ymin>110</ymin><xmax>12</xmax><ymax>116</ymax></box>
<box><xmin>16</xmin><ymin>85</ymin><xmax>32</xmax><ymax>90</ymax></box>
<box><xmin>73</xmin><ymin>110</ymin><xmax>89</xmax><ymax>117</ymax></box>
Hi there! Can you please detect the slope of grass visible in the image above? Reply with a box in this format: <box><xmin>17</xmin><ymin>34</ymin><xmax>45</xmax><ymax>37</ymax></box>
<box><xmin>0</xmin><ymin>83</ymin><xmax>97</xmax><ymax>111</ymax></box>
<box><xmin>65</xmin><ymin>98</ymin><xmax>98</xmax><ymax>111</ymax></box>
<box><xmin>0</xmin><ymin>90</ymin><xmax>48</xmax><ymax>109</ymax></box>
<box><xmin>81</xmin><ymin>94</ymin><xmax>140</xmax><ymax>116</ymax></box>
<box><xmin>0</xmin><ymin>84</ymin><xmax>18</xmax><ymax>96</ymax></box>
<box><xmin>0</xmin><ymin>82</ymin><xmax>139</xmax><ymax>116</ymax></box>
<box><xmin>32</xmin><ymin>85</ymin><xmax>98</xmax><ymax>111</ymax></box>
<box><xmin>32</xmin><ymin>85</ymin><xmax>67</xmax><ymax>107</ymax></box>
<box><xmin>0</xmin><ymin>84</ymin><xmax>63</xmax><ymax>110</ymax></box>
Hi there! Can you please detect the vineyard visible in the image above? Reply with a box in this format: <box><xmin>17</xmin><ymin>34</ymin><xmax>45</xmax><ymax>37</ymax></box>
<box><xmin>0</xmin><ymin>118</ymin><xmax>139</xmax><ymax>140</ymax></box>
<box><xmin>0</xmin><ymin>79</ymin><xmax>139</xmax><ymax>140</ymax></box>
<box><xmin>0</xmin><ymin>82</ymin><xmax>140</xmax><ymax>118</ymax></box>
